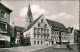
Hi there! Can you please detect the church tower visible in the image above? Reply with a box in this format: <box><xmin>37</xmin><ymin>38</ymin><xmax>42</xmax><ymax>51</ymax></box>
<box><xmin>25</xmin><ymin>4</ymin><xmax>33</xmax><ymax>29</ymax></box>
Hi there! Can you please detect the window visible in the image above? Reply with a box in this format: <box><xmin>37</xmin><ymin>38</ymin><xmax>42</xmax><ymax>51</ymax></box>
<box><xmin>41</xmin><ymin>19</ymin><xmax>43</xmax><ymax>23</ymax></box>
<box><xmin>44</xmin><ymin>29</ymin><xmax>46</xmax><ymax>32</ymax></box>
<box><xmin>37</xmin><ymin>35</ymin><xmax>39</xmax><ymax>38</ymax></box>
<box><xmin>37</xmin><ymin>28</ymin><xmax>39</xmax><ymax>33</ymax></box>
<box><xmin>62</xmin><ymin>33</ymin><xmax>63</xmax><ymax>35</ymax></box>
<box><xmin>52</xmin><ymin>31</ymin><xmax>54</xmax><ymax>34</ymax></box>
<box><xmin>30</xmin><ymin>20</ymin><xmax>32</xmax><ymax>22</ymax></box>
<box><xmin>57</xmin><ymin>32</ymin><xmax>58</xmax><ymax>35</ymax></box>
<box><xmin>17</xmin><ymin>32</ymin><xmax>20</xmax><ymax>34</ymax></box>
<box><xmin>38</xmin><ymin>41</ymin><xmax>39</xmax><ymax>45</ymax></box>
<box><xmin>0</xmin><ymin>23</ymin><xmax>6</xmax><ymax>30</ymax></box>
<box><xmin>44</xmin><ymin>33</ymin><xmax>46</xmax><ymax>39</ymax></box>
<box><xmin>38</xmin><ymin>23</ymin><xmax>40</xmax><ymax>27</ymax></box>
<box><xmin>47</xmin><ymin>29</ymin><xmax>49</xmax><ymax>32</ymax></box>
<box><xmin>34</xmin><ymin>41</ymin><xmax>36</xmax><ymax>45</ymax></box>
<box><xmin>1</xmin><ymin>11</ymin><xmax>6</xmax><ymax>18</ymax></box>
<box><xmin>41</xmin><ymin>41</ymin><xmax>43</xmax><ymax>45</ymax></box>
<box><xmin>49</xmin><ymin>41</ymin><xmax>50</xmax><ymax>45</ymax></box>
<box><xmin>45</xmin><ymin>24</ymin><xmax>47</xmax><ymax>28</ymax></box>
<box><xmin>34</xmin><ymin>35</ymin><xmax>36</xmax><ymax>39</ymax></box>
<box><xmin>17</xmin><ymin>40</ymin><xmax>20</xmax><ymax>44</ymax></box>
<box><xmin>34</xmin><ymin>28</ymin><xmax>36</xmax><ymax>32</ymax></box>
<box><xmin>47</xmin><ymin>36</ymin><xmax>48</xmax><ymax>39</ymax></box>
<box><xmin>51</xmin><ymin>36</ymin><xmax>54</xmax><ymax>39</ymax></box>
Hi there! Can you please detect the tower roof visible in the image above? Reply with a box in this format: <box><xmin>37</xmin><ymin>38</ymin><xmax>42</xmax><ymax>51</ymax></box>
<box><xmin>27</xmin><ymin>3</ymin><xmax>33</xmax><ymax>21</ymax></box>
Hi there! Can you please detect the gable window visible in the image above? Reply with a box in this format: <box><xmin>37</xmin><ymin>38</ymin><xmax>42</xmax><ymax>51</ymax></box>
<box><xmin>41</xmin><ymin>19</ymin><xmax>43</xmax><ymax>23</ymax></box>
<box><xmin>38</xmin><ymin>23</ymin><xmax>40</xmax><ymax>27</ymax></box>
<box><xmin>45</xmin><ymin>24</ymin><xmax>47</xmax><ymax>28</ymax></box>
<box><xmin>1</xmin><ymin>11</ymin><xmax>6</xmax><ymax>18</ymax></box>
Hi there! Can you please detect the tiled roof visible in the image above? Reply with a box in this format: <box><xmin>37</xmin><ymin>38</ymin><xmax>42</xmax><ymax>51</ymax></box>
<box><xmin>23</xmin><ymin>14</ymin><xmax>66</xmax><ymax>32</ymax></box>
<box><xmin>46</xmin><ymin>19</ymin><xmax>66</xmax><ymax>29</ymax></box>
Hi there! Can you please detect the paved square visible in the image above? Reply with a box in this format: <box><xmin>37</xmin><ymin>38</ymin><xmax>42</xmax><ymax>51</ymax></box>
<box><xmin>0</xmin><ymin>44</ymin><xmax>79</xmax><ymax>52</ymax></box>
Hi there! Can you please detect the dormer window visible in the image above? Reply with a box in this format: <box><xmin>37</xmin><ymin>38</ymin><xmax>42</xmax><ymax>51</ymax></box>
<box><xmin>41</xmin><ymin>19</ymin><xmax>43</xmax><ymax>23</ymax></box>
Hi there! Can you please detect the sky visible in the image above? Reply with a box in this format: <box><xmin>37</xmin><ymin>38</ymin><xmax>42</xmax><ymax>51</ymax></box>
<box><xmin>1</xmin><ymin>1</ymin><xmax>79</xmax><ymax>29</ymax></box>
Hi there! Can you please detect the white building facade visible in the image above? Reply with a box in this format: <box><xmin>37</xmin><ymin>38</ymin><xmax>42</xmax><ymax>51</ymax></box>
<box><xmin>23</xmin><ymin>15</ymin><xmax>52</xmax><ymax>46</ymax></box>
<box><xmin>23</xmin><ymin>4</ymin><xmax>77</xmax><ymax>46</ymax></box>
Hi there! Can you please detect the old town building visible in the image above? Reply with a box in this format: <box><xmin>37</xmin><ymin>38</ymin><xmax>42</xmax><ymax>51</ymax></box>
<box><xmin>0</xmin><ymin>3</ymin><xmax>12</xmax><ymax>47</ymax></box>
<box><xmin>23</xmin><ymin>4</ymin><xmax>70</xmax><ymax>46</ymax></box>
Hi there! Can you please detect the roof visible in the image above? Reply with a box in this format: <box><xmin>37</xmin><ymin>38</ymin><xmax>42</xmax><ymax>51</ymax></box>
<box><xmin>67</xmin><ymin>27</ymin><xmax>73</xmax><ymax>33</ymax></box>
<box><xmin>46</xmin><ymin>19</ymin><xmax>66</xmax><ymax>29</ymax></box>
<box><xmin>22</xmin><ymin>14</ymin><xmax>43</xmax><ymax>32</ymax></box>
<box><xmin>0</xmin><ymin>3</ymin><xmax>12</xmax><ymax>13</ymax></box>
<box><xmin>76</xmin><ymin>30</ymin><xmax>80</xmax><ymax>34</ymax></box>
<box><xmin>15</xmin><ymin>26</ymin><xmax>24</xmax><ymax>32</ymax></box>
<box><xmin>23</xmin><ymin>14</ymin><xmax>67</xmax><ymax>32</ymax></box>
<box><xmin>74</xmin><ymin>29</ymin><xmax>80</xmax><ymax>35</ymax></box>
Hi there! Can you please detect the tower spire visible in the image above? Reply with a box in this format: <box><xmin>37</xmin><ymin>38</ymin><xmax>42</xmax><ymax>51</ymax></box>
<box><xmin>25</xmin><ymin>3</ymin><xmax>33</xmax><ymax>29</ymax></box>
<box><xmin>27</xmin><ymin>3</ymin><xmax>33</xmax><ymax>23</ymax></box>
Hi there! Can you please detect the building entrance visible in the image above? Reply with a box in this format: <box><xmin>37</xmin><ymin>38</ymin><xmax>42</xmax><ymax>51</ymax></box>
<box><xmin>0</xmin><ymin>40</ymin><xmax>5</xmax><ymax>48</ymax></box>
